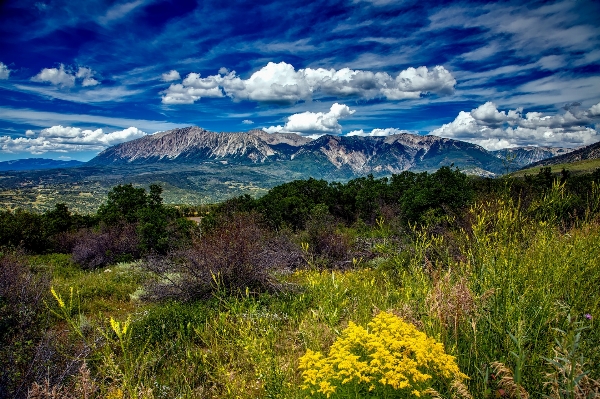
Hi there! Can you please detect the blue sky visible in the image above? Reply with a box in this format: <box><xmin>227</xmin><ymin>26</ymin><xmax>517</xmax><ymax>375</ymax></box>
<box><xmin>1</xmin><ymin>0</ymin><xmax>599</xmax><ymax>161</ymax></box>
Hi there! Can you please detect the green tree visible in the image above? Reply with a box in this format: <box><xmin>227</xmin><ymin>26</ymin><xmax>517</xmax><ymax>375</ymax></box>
<box><xmin>97</xmin><ymin>184</ymin><xmax>148</xmax><ymax>225</ymax></box>
<box><xmin>400</xmin><ymin>166</ymin><xmax>473</xmax><ymax>223</ymax></box>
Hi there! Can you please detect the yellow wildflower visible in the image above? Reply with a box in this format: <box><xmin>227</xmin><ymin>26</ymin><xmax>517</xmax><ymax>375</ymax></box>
<box><xmin>50</xmin><ymin>287</ymin><xmax>65</xmax><ymax>308</ymax></box>
<box><xmin>298</xmin><ymin>311</ymin><xmax>469</xmax><ymax>397</ymax></box>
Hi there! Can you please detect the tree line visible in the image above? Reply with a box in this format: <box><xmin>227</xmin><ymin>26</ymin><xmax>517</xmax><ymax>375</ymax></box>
<box><xmin>1</xmin><ymin>166</ymin><xmax>600</xmax><ymax>264</ymax></box>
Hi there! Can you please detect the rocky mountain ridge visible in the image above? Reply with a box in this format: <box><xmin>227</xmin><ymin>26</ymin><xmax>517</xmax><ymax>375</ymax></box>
<box><xmin>491</xmin><ymin>146</ymin><xmax>575</xmax><ymax>169</ymax></box>
<box><xmin>524</xmin><ymin>140</ymin><xmax>600</xmax><ymax>169</ymax></box>
<box><xmin>89</xmin><ymin>126</ymin><xmax>508</xmax><ymax>175</ymax></box>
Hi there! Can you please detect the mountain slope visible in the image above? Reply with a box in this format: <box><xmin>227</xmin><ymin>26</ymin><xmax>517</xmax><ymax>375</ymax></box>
<box><xmin>522</xmin><ymin>140</ymin><xmax>600</xmax><ymax>169</ymax></box>
<box><xmin>88</xmin><ymin>127</ymin><xmax>506</xmax><ymax>175</ymax></box>
<box><xmin>89</xmin><ymin>127</ymin><xmax>311</xmax><ymax>165</ymax></box>
<box><xmin>491</xmin><ymin>146</ymin><xmax>575</xmax><ymax>169</ymax></box>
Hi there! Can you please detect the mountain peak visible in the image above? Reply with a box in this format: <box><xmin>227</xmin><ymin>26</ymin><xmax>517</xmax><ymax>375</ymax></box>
<box><xmin>87</xmin><ymin>126</ymin><xmax>515</xmax><ymax>175</ymax></box>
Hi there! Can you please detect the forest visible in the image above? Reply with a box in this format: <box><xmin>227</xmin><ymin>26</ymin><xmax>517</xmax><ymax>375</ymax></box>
<box><xmin>1</xmin><ymin>166</ymin><xmax>600</xmax><ymax>398</ymax></box>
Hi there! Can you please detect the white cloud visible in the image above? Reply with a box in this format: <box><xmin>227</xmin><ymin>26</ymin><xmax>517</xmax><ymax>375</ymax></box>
<box><xmin>31</xmin><ymin>65</ymin><xmax>101</xmax><ymax>88</ymax></box>
<box><xmin>347</xmin><ymin>128</ymin><xmax>413</xmax><ymax>137</ymax></box>
<box><xmin>161</xmin><ymin>70</ymin><xmax>181</xmax><ymax>82</ymax></box>
<box><xmin>25</xmin><ymin>129</ymin><xmax>35</xmax><ymax>137</ymax></box>
<box><xmin>263</xmin><ymin>103</ymin><xmax>355</xmax><ymax>135</ymax></box>
<box><xmin>0</xmin><ymin>125</ymin><xmax>146</xmax><ymax>154</ymax></box>
<box><xmin>32</xmin><ymin>65</ymin><xmax>75</xmax><ymax>88</ymax></box>
<box><xmin>76</xmin><ymin>67</ymin><xmax>100</xmax><ymax>87</ymax></box>
<box><xmin>242</xmin><ymin>119</ymin><xmax>254</xmax><ymax>124</ymax></box>
<box><xmin>382</xmin><ymin>66</ymin><xmax>456</xmax><ymax>99</ymax></box>
<box><xmin>431</xmin><ymin>101</ymin><xmax>600</xmax><ymax>149</ymax></box>
<box><xmin>0</xmin><ymin>62</ymin><xmax>10</xmax><ymax>79</ymax></box>
<box><xmin>161</xmin><ymin>62</ymin><xmax>456</xmax><ymax>105</ymax></box>
<box><xmin>161</xmin><ymin>72</ymin><xmax>224</xmax><ymax>104</ymax></box>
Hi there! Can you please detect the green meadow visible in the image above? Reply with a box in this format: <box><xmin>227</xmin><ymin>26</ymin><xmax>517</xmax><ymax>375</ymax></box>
<box><xmin>2</xmin><ymin>167</ymin><xmax>600</xmax><ymax>398</ymax></box>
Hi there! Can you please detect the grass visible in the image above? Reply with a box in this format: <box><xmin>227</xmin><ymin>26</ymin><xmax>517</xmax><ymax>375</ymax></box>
<box><xmin>22</xmin><ymin>199</ymin><xmax>600</xmax><ymax>398</ymax></box>
<box><xmin>511</xmin><ymin>158</ymin><xmax>600</xmax><ymax>177</ymax></box>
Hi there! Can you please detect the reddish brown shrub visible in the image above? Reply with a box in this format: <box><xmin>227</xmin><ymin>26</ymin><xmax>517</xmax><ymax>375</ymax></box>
<box><xmin>71</xmin><ymin>223</ymin><xmax>140</xmax><ymax>269</ymax></box>
<box><xmin>143</xmin><ymin>213</ymin><xmax>300</xmax><ymax>301</ymax></box>
<box><xmin>0</xmin><ymin>252</ymin><xmax>50</xmax><ymax>398</ymax></box>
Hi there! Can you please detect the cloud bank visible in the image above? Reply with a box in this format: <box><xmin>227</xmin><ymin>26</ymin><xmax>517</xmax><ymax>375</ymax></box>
<box><xmin>161</xmin><ymin>62</ymin><xmax>456</xmax><ymax>104</ymax></box>
<box><xmin>431</xmin><ymin>102</ymin><xmax>600</xmax><ymax>150</ymax></box>
<box><xmin>263</xmin><ymin>103</ymin><xmax>355</xmax><ymax>135</ymax></box>
<box><xmin>0</xmin><ymin>125</ymin><xmax>145</xmax><ymax>154</ymax></box>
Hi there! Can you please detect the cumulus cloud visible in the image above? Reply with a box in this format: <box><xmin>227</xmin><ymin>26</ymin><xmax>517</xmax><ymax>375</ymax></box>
<box><xmin>263</xmin><ymin>103</ymin><xmax>355</xmax><ymax>135</ymax></box>
<box><xmin>31</xmin><ymin>65</ymin><xmax>101</xmax><ymax>88</ymax></box>
<box><xmin>161</xmin><ymin>62</ymin><xmax>456</xmax><ymax>105</ymax></box>
<box><xmin>76</xmin><ymin>67</ymin><xmax>100</xmax><ymax>87</ymax></box>
<box><xmin>0</xmin><ymin>62</ymin><xmax>10</xmax><ymax>79</ymax></box>
<box><xmin>242</xmin><ymin>119</ymin><xmax>254</xmax><ymax>124</ymax></box>
<box><xmin>431</xmin><ymin>101</ymin><xmax>600</xmax><ymax>150</ymax></box>
<box><xmin>347</xmin><ymin>128</ymin><xmax>413</xmax><ymax>137</ymax></box>
<box><xmin>0</xmin><ymin>125</ymin><xmax>145</xmax><ymax>154</ymax></box>
<box><xmin>32</xmin><ymin>65</ymin><xmax>75</xmax><ymax>88</ymax></box>
<box><xmin>161</xmin><ymin>72</ymin><xmax>224</xmax><ymax>104</ymax></box>
<box><xmin>161</xmin><ymin>70</ymin><xmax>181</xmax><ymax>82</ymax></box>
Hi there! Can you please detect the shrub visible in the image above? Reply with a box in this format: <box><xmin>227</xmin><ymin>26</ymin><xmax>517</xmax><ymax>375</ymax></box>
<box><xmin>71</xmin><ymin>224</ymin><xmax>140</xmax><ymax>269</ymax></box>
<box><xmin>0</xmin><ymin>209</ymin><xmax>48</xmax><ymax>253</ymax></box>
<box><xmin>301</xmin><ymin>205</ymin><xmax>356</xmax><ymax>268</ymax></box>
<box><xmin>0</xmin><ymin>252</ymin><xmax>50</xmax><ymax>398</ymax></box>
<box><xmin>143</xmin><ymin>213</ymin><xmax>300</xmax><ymax>301</ymax></box>
<box><xmin>298</xmin><ymin>311</ymin><xmax>469</xmax><ymax>398</ymax></box>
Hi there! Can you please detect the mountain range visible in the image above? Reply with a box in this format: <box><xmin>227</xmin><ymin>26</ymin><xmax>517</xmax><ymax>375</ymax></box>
<box><xmin>0</xmin><ymin>158</ymin><xmax>84</xmax><ymax>171</ymax></box>
<box><xmin>524</xmin><ymin>141</ymin><xmax>600</xmax><ymax>169</ymax></box>
<box><xmin>0</xmin><ymin>126</ymin><xmax>591</xmax><ymax>212</ymax></box>
<box><xmin>89</xmin><ymin>127</ymin><xmax>509</xmax><ymax>176</ymax></box>
<box><xmin>490</xmin><ymin>146</ymin><xmax>575</xmax><ymax>169</ymax></box>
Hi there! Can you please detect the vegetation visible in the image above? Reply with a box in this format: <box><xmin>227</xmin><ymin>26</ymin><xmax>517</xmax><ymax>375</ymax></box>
<box><xmin>512</xmin><ymin>158</ymin><xmax>600</xmax><ymax>177</ymax></box>
<box><xmin>1</xmin><ymin>167</ymin><xmax>600</xmax><ymax>398</ymax></box>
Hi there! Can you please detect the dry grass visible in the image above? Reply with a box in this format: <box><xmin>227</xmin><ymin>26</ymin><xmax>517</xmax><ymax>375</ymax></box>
<box><xmin>27</xmin><ymin>363</ymin><xmax>97</xmax><ymax>399</ymax></box>
<box><xmin>427</xmin><ymin>272</ymin><xmax>476</xmax><ymax>332</ymax></box>
<box><xmin>490</xmin><ymin>362</ymin><xmax>530</xmax><ymax>399</ymax></box>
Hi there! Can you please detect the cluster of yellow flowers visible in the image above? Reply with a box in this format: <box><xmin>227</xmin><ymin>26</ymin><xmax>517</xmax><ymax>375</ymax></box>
<box><xmin>298</xmin><ymin>311</ymin><xmax>467</xmax><ymax>398</ymax></box>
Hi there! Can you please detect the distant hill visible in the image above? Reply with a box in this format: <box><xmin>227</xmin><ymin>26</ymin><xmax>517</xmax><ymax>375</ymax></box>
<box><xmin>89</xmin><ymin>126</ymin><xmax>506</xmax><ymax>176</ymax></box>
<box><xmin>521</xmin><ymin>140</ymin><xmax>600</xmax><ymax>170</ymax></box>
<box><xmin>0</xmin><ymin>158</ymin><xmax>84</xmax><ymax>171</ymax></box>
<box><xmin>491</xmin><ymin>146</ymin><xmax>575</xmax><ymax>170</ymax></box>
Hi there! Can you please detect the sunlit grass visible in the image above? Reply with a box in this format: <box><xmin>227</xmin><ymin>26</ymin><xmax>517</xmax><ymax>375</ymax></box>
<box><xmin>37</xmin><ymin>199</ymin><xmax>600</xmax><ymax>398</ymax></box>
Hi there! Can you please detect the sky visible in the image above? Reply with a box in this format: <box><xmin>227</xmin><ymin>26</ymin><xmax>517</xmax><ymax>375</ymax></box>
<box><xmin>1</xmin><ymin>0</ymin><xmax>600</xmax><ymax>161</ymax></box>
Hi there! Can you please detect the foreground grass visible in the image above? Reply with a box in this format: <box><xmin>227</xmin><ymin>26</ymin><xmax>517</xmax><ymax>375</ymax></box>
<box><xmin>39</xmin><ymin>200</ymin><xmax>600</xmax><ymax>398</ymax></box>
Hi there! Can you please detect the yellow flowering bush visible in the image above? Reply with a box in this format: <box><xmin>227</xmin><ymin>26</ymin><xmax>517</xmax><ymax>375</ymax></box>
<box><xmin>298</xmin><ymin>311</ymin><xmax>468</xmax><ymax>398</ymax></box>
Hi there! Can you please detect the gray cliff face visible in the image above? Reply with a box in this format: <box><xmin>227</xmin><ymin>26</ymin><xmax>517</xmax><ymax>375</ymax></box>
<box><xmin>491</xmin><ymin>146</ymin><xmax>576</xmax><ymax>168</ymax></box>
<box><xmin>89</xmin><ymin>127</ymin><xmax>507</xmax><ymax>175</ymax></box>
<box><xmin>91</xmin><ymin>127</ymin><xmax>287</xmax><ymax>164</ymax></box>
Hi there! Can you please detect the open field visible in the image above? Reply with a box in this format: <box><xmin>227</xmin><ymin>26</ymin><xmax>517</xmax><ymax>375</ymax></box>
<box><xmin>2</xmin><ymin>170</ymin><xmax>600</xmax><ymax>398</ymax></box>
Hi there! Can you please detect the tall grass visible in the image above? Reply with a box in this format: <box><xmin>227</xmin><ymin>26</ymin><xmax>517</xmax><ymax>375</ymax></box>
<box><xmin>24</xmin><ymin>191</ymin><xmax>600</xmax><ymax>398</ymax></box>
